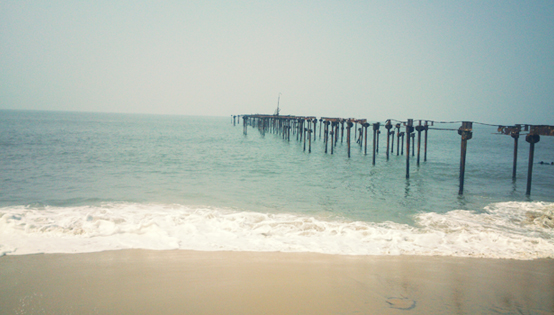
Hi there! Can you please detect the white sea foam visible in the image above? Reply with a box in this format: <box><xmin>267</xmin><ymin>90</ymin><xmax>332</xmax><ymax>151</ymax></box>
<box><xmin>1</xmin><ymin>202</ymin><xmax>553</xmax><ymax>259</ymax></box>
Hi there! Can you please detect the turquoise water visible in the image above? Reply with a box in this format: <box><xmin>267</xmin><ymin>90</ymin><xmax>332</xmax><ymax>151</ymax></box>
<box><xmin>1</xmin><ymin>110</ymin><xmax>553</xmax><ymax>258</ymax></box>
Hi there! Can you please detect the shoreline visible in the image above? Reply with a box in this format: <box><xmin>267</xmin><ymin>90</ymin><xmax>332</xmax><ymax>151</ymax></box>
<box><xmin>1</xmin><ymin>249</ymin><xmax>553</xmax><ymax>314</ymax></box>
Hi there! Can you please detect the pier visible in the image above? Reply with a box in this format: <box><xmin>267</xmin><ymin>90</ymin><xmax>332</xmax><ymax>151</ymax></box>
<box><xmin>235</xmin><ymin>114</ymin><xmax>553</xmax><ymax>196</ymax></box>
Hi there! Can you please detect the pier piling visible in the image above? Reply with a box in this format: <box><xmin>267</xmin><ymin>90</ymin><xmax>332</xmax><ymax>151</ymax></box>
<box><xmin>411</xmin><ymin>133</ymin><xmax>415</xmax><ymax>157</ymax></box>
<box><xmin>308</xmin><ymin>128</ymin><xmax>312</xmax><ymax>153</ymax></box>
<box><xmin>363</xmin><ymin>123</ymin><xmax>369</xmax><ymax>155</ymax></box>
<box><xmin>373</xmin><ymin>122</ymin><xmax>380</xmax><ymax>165</ymax></box>
<box><xmin>376</xmin><ymin>130</ymin><xmax>380</xmax><ymax>153</ymax></box>
<box><xmin>347</xmin><ymin>121</ymin><xmax>353</xmax><ymax>158</ymax></box>
<box><xmin>525</xmin><ymin>133</ymin><xmax>540</xmax><ymax>195</ymax></box>
<box><xmin>416</xmin><ymin>121</ymin><xmax>424</xmax><ymax>166</ymax></box>
<box><xmin>400</xmin><ymin>132</ymin><xmax>405</xmax><ymax>155</ymax></box>
<box><xmin>243</xmin><ymin>116</ymin><xmax>248</xmax><ymax>135</ymax></box>
<box><xmin>330</xmin><ymin>126</ymin><xmax>335</xmax><ymax>155</ymax></box>
<box><xmin>406</xmin><ymin>119</ymin><xmax>414</xmax><ymax>178</ymax></box>
<box><xmin>458</xmin><ymin>122</ymin><xmax>473</xmax><ymax>195</ymax></box>
<box><xmin>385</xmin><ymin>120</ymin><xmax>392</xmax><ymax>160</ymax></box>
<box><xmin>324</xmin><ymin>121</ymin><xmax>330</xmax><ymax>154</ymax></box>
<box><xmin>340</xmin><ymin>119</ymin><xmax>344</xmax><ymax>143</ymax></box>
<box><xmin>512</xmin><ymin>127</ymin><xmax>520</xmax><ymax>179</ymax></box>
<box><xmin>424</xmin><ymin>122</ymin><xmax>429</xmax><ymax>162</ymax></box>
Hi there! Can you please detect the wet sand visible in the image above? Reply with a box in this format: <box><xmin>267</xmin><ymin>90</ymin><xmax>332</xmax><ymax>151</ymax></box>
<box><xmin>1</xmin><ymin>250</ymin><xmax>553</xmax><ymax>314</ymax></box>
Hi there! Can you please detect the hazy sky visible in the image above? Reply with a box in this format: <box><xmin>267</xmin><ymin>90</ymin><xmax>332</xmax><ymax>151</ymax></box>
<box><xmin>1</xmin><ymin>1</ymin><xmax>553</xmax><ymax>124</ymax></box>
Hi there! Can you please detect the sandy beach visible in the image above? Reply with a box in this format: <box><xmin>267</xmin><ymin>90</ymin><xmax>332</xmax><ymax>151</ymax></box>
<box><xmin>1</xmin><ymin>250</ymin><xmax>553</xmax><ymax>314</ymax></box>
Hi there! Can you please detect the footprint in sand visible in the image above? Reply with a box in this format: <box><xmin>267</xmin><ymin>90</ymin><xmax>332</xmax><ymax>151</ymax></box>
<box><xmin>386</xmin><ymin>297</ymin><xmax>416</xmax><ymax>310</ymax></box>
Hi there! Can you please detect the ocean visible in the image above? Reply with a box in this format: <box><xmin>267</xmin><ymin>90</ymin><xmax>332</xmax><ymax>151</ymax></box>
<box><xmin>1</xmin><ymin>110</ymin><xmax>553</xmax><ymax>259</ymax></box>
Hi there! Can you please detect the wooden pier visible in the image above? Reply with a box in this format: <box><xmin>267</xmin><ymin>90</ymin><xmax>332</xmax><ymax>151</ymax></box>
<box><xmin>235</xmin><ymin>114</ymin><xmax>553</xmax><ymax>196</ymax></box>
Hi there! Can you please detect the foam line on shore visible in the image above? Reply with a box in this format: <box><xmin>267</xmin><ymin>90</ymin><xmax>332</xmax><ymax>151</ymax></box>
<box><xmin>1</xmin><ymin>201</ymin><xmax>553</xmax><ymax>259</ymax></box>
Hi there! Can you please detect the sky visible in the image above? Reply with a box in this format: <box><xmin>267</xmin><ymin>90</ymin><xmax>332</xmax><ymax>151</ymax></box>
<box><xmin>1</xmin><ymin>1</ymin><xmax>553</xmax><ymax>125</ymax></box>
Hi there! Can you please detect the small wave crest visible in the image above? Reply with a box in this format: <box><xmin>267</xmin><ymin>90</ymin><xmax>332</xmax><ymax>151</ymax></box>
<box><xmin>1</xmin><ymin>202</ymin><xmax>553</xmax><ymax>259</ymax></box>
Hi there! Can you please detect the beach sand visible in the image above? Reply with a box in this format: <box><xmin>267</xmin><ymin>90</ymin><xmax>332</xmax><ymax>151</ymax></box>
<box><xmin>1</xmin><ymin>250</ymin><xmax>553</xmax><ymax>314</ymax></box>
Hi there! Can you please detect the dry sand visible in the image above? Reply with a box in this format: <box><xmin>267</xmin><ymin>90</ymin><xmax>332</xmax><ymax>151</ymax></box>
<box><xmin>1</xmin><ymin>250</ymin><xmax>553</xmax><ymax>314</ymax></box>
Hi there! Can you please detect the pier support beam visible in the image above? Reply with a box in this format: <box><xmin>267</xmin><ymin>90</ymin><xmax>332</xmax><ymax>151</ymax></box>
<box><xmin>511</xmin><ymin>126</ymin><xmax>520</xmax><ymax>179</ymax></box>
<box><xmin>411</xmin><ymin>133</ymin><xmax>415</xmax><ymax>157</ymax></box>
<box><xmin>308</xmin><ymin>128</ymin><xmax>312</xmax><ymax>153</ymax></box>
<box><xmin>415</xmin><ymin>121</ymin><xmax>425</xmax><ymax>166</ymax></box>
<box><xmin>385</xmin><ymin>120</ymin><xmax>392</xmax><ymax>161</ymax></box>
<box><xmin>396</xmin><ymin>126</ymin><xmax>401</xmax><ymax>156</ymax></box>
<box><xmin>405</xmin><ymin>119</ymin><xmax>414</xmax><ymax>178</ymax></box>
<box><xmin>390</xmin><ymin>131</ymin><xmax>395</xmax><ymax>155</ymax></box>
<box><xmin>347</xmin><ymin>121</ymin><xmax>353</xmax><ymax>158</ymax></box>
<box><xmin>363</xmin><ymin>123</ymin><xmax>369</xmax><ymax>155</ymax></box>
<box><xmin>319</xmin><ymin>119</ymin><xmax>322</xmax><ymax>139</ymax></box>
<box><xmin>376</xmin><ymin>130</ymin><xmax>380</xmax><ymax>153</ymax></box>
<box><xmin>525</xmin><ymin>133</ymin><xmax>540</xmax><ymax>196</ymax></box>
<box><xmin>373</xmin><ymin>123</ymin><xmax>380</xmax><ymax>165</ymax></box>
<box><xmin>324</xmin><ymin>121</ymin><xmax>330</xmax><ymax>154</ymax></box>
<box><xmin>330</xmin><ymin>122</ymin><xmax>335</xmax><ymax>155</ymax></box>
<box><xmin>458</xmin><ymin>122</ymin><xmax>473</xmax><ymax>195</ymax></box>
<box><xmin>312</xmin><ymin>118</ymin><xmax>317</xmax><ymax>141</ymax></box>
<box><xmin>424</xmin><ymin>122</ymin><xmax>429</xmax><ymax>162</ymax></box>
<box><xmin>303</xmin><ymin>120</ymin><xmax>307</xmax><ymax>152</ymax></box>
<box><xmin>335</xmin><ymin>122</ymin><xmax>340</xmax><ymax>146</ymax></box>
<box><xmin>400</xmin><ymin>132</ymin><xmax>405</xmax><ymax>155</ymax></box>
<box><xmin>340</xmin><ymin>119</ymin><xmax>344</xmax><ymax>143</ymax></box>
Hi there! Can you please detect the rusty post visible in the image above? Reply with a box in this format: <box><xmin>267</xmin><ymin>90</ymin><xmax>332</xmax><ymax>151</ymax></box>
<box><xmin>340</xmin><ymin>119</ymin><xmax>344</xmax><ymax>143</ymax></box>
<box><xmin>287</xmin><ymin>122</ymin><xmax>291</xmax><ymax>142</ymax></box>
<box><xmin>285</xmin><ymin>120</ymin><xmax>292</xmax><ymax>142</ymax></box>
<box><xmin>363</xmin><ymin>123</ymin><xmax>369</xmax><ymax>155</ymax></box>
<box><xmin>333</xmin><ymin>122</ymin><xmax>337</xmax><ymax>147</ymax></box>
<box><xmin>410</xmin><ymin>133</ymin><xmax>415</xmax><ymax>156</ymax></box>
<box><xmin>385</xmin><ymin>120</ymin><xmax>392</xmax><ymax>160</ymax></box>
<box><xmin>525</xmin><ymin>133</ymin><xmax>540</xmax><ymax>195</ymax></box>
<box><xmin>330</xmin><ymin>124</ymin><xmax>335</xmax><ymax>155</ymax></box>
<box><xmin>396</xmin><ymin>124</ymin><xmax>401</xmax><ymax>156</ymax></box>
<box><xmin>296</xmin><ymin>119</ymin><xmax>300</xmax><ymax>141</ymax></box>
<box><xmin>301</xmin><ymin>119</ymin><xmax>305</xmax><ymax>140</ymax></box>
<box><xmin>415</xmin><ymin>121</ymin><xmax>424</xmax><ymax>166</ymax></box>
<box><xmin>324</xmin><ymin>121</ymin><xmax>329</xmax><ymax>154</ymax></box>
<box><xmin>390</xmin><ymin>130</ymin><xmax>395</xmax><ymax>155</ymax></box>
<box><xmin>406</xmin><ymin>119</ymin><xmax>414</xmax><ymax>178</ymax></box>
<box><xmin>424</xmin><ymin>122</ymin><xmax>429</xmax><ymax>162</ymax></box>
<box><xmin>319</xmin><ymin>118</ymin><xmax>323</xmax><ymax>139</ymax></box>
<box><xmin>313</xmin><ymin>119</ymin><xmax>317</xmax><ymax>142</ymax></box>
<box><xmin>458</xmin><ymin>122</ymin><xmax>473</xmax><ymax>195</ymax></box>
<box><xmin>347</xmin><ymin>120</ymin><xmax>353</xmax><ymax>158</ymax></box>
<box><xmin>308</xmin><ymin>128</ymin><xmax>312</xmax><ymax>153</ymax></box>
<box><xmin>376</xmin><ymin>130</ymin><xmax>380</xmax><ymax>153</ymax></box>
<box><xmin>400</xmin><ymin>132</ymin><xmax>404</xmax><ymax>155</ymax></box>
<box><xmin>510</xmin><ymin>125</ymin><xmax>521</xmax><ymax>180</ymax></box>
<box><xmin>373</xmin><ymin>122</ymin><xmax>380</xmax><ymax>165</ymax></box>
<box><xmin>303</xmin><ymin>121</ymin><xmax>307</xmax><ymax>152</ymax></box>
<box><xmin>335</xmin><ymin>122</ymin><xmax>340</xmax><ymax>146</ymax></box>
<box><xmin>332</xmin><ymin>122</ymin><xmax>336</xmax><ymax>146</ymax></box>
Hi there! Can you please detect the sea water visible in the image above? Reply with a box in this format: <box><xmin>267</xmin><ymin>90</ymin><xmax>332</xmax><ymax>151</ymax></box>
<box><xmin>1</xmin><ymin>110</ymin><xmax>553</xmax><ymax>259</ymax></box>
